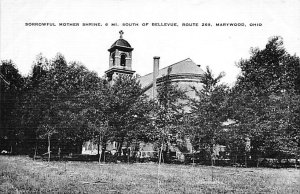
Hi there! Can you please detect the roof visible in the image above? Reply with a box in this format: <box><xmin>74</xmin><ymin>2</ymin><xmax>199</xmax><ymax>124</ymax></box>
<box><xmin>138</xmin><ymin>58</ymin><xmax>205</xmax><ymax>88</ymax></box>
<box><xmin>110</xmin><ymin>38</ymin><xmax>132</xmax><ymax>48</ymax></box>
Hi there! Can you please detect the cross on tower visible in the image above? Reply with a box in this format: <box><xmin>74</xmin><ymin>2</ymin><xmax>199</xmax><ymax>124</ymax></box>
<box><xmin>119</xmin><ymin>30</ymin><xmax>124</xmax><ymax>39</ymax></box>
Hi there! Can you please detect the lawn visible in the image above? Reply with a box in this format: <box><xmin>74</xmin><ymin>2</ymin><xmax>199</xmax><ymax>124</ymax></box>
<box><xmin>0</xmin><ymin>156</ymin><xmax>299</xmax><ymax>193</ymax></box>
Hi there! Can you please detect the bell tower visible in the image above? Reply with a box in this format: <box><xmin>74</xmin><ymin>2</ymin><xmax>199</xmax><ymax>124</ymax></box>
<box><xmin>105</xmin><ymin>31</ymin><xmax>135</xmax><ymax>82</ymax></box>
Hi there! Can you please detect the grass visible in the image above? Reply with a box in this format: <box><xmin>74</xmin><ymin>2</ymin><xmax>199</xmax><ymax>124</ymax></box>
<box><xmin>0</xmin><ymin>156</ymin><xmax>299</xmax><ymax>193</ymax></box>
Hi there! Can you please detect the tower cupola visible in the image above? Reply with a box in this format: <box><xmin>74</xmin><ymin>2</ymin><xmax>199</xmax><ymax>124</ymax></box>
<box><xmin>105</xmin><ymin>31</ymin><xmax>135</xmax><ymax>82</ymax></box>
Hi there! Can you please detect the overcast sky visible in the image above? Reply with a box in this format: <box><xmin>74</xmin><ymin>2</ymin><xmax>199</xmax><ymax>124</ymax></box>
<box><xmin>1</xmin><ymin>0</ymin><xmax>300</xmax><ymax>85</ymax></box>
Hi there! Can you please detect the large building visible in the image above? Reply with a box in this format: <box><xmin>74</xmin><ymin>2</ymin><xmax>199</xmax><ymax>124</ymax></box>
<box><xmin>82</xmin><ymin>31</ymin><xmax>205</xmax><ymax>157</ymax></box>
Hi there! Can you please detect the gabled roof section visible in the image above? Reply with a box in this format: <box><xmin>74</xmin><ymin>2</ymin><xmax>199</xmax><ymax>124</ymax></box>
<box><xmin>138</xmin><ymin>58</ymin><xmax>205</xmax><ymax>88</ymax></box>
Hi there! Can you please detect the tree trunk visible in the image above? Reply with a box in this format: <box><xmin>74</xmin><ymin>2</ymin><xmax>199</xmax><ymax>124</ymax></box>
<box><xmin>91</xmin><ymin>139</ymin><xmax>94</xmax><ymax>154</ymax></box>
<box><xmin>157</xmin><ymin>138</ymin><xmax>164</xmax><ymax>191</ymax></box>
<box><xmin>235</xmin><ymin>147</ymin><xmax>238</xmax><ymax>165</ymax></box>
<box><xmin>58</xmin><ymin>147</ymin><xmax>61</xmax><ymax>161</ymax></box>
<box><xmin>103</xmin><ymin>150</ymin><xmax>106</xmax><ymax>163</ymax></box>
<box><xmin>126</xmin><ymin>142</ymin><xmax>131</xmax><ymax>164</ymax></box>
<box><xmin>101</xmin><ymin>143</ymin><xmax>106</xmax><ymax>163</ymax></box>
<box><xmin>98</xmin><ymin>135</ymin><xmax>101</xmax><ymax>163</ymax></box>
<box><xmin>34</xmin><ymin>140</ymin><xmax>37</xmax><ymax>161</ymax></box>
<box><xmin>295</xmin><ymin>154</ymin><xmax>298</xmax><ymax>169</ymax></box>
<box><xmin>135</xmin><ymin>141</ymin><xmax>140</xmax><ymax>163</ymax></box>
<box><xmin>127</xmin><ymin>149</ymin><xmax>130</xmax><ymax>164</ymax></box>
<box><xmin>118</xmin><ymin>139</ymin><xmax>124</xmax><ymax>157</ymax></box>
<box><xmin>210</xmin><ymin>147</ymin><xmax>214</xmax><ymax>182</ymax></box>
<box><xmin>166</xmin><ymin>141</ymin><xmax>169</xmax><ymax>163</ymax></box>
<box><xmin>245</xmin><ymin>152</ymin><xmax>247</xmax><ymax>167</ymax></box>
<box><xmin>98</xmin><ymin>135</ymin><xmax>102</xmax><ymax>163</ymax></box>
<box><xmin>192</xmin><ymin>146</ymin><xmax>195</xmax><ymax>166</ymax></box>
<box><xmin>198</xmin><ymin>137</ymin><xmax>201</xmax><ymax>165</ymax></box>
<box><xmin>48</xmin><ymin>133</ymin><xmax>51</xmax><ymax>162</ymax></box>
<box><xmin>159</xmin><ymin>138</ymin><xmax>164</xmax><ymax>165</ymax></box>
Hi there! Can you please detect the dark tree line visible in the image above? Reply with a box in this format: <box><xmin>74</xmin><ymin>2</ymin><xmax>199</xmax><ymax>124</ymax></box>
<box><xmin>187</xmin><ymin>36</ymin><xmax>299</xmax><ymax>166</ymax></box>
<box><xmin>0</xmin><ymin>60</ymin><xmax>24</xmax><ymax>153</ymax></box>
<box><xmin>227</xmin><ymin>37</ymin><xmax>300</xmax><ymax>165</ymax></box>
<box><xmin>0</xmin><ymin>53</ymin><xmax>155</xmax><ymax>160</ymax></box>
<box><xmin>0</xmin><ymin>36</ymin><xmax>299</xmax><ymax>165</ymax></box>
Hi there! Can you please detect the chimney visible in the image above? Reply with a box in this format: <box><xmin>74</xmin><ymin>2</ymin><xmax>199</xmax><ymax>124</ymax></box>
<box><xmin>153</xmin><ymin>56</ymin><xmax>160</xmax><ymax>99</ymax></box>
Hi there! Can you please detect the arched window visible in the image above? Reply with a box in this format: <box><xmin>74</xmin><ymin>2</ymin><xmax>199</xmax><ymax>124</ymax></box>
<box><xmin>120</xmin><ymin>54</ymin><xmax>126</xmax><ymax>66</ymax></box>
<box><xmin>111</xmin><ymin>52</ymin><xmax>115</xmax><ymax>66</ymax></box>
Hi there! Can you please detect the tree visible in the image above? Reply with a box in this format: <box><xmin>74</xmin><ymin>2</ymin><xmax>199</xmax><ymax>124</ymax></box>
<box><xmin>15</xmin><ymin>54</ymin><xmax>50</xmax><ymax>156</ymax></box>
<box><xmin>52</xmin><ymin>60</ymin><xmax>104</xmax><ymax>155</ymax></box>
<box><xmin>17</xmin><ymin>53</ymin><xmax>155</xmax><ymax>161</ymax></box>
<box><xmin>189</xmin><ymin>66</ymin><xmax>228</xmax><ymax>181</ymax></box>
<box><xmin>153</xmin><ymin>71</ymin><xmax>187</xmax><ymax>163</ymax></box>
<box><xmin>229</xmin><ymin>36</ymin><xmax>300</xmax><ymax>164</ymax></box>
<box><xmin>189</xmin><ymin>67</ymin><xmax>228</xmax><ymax>164</ymax></box>
<box><xmin>104</xmin><ymin>74</ymin><xmax>153</xmax><ymax>157</ymax></box>
<box><xmin>73</xmin><ymin>77</ymin><xmax>110</xmax><ymax>162</ymax></box>
<box><xmin>19</xmin><ymin>53</ymin><xmax>104</xmax><ymax>159</ymax></box>
<box><xmin>266</xmin><ymin>89</ymin><xmax>300</xmax><ymax>162</ymax></box>
<box><xmin>0</xmin><ymin>60</ymin><xmax>24</xmax><ymax>153</ymax></box>
<box><xmin>26</xmin><ymin>53</ymin><xmax>68</xmax><ymax>160</ymax></box>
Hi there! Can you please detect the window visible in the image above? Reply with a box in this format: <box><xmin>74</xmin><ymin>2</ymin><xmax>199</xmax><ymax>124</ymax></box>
<box><xmin>111</xmin><ymin>52</ymin><xmax>115</xmax><ymax>66</ymax></box>
<box><xmin>120</xmin><ymin>54</ymin><xmax>126</xmax><ymax>66</ymax></box>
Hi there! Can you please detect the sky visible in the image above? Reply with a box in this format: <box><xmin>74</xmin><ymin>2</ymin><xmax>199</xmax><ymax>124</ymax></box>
<box><xmin>1</xmin><ymin>0</ymin><xmax>300</xmax><ymax>86</ymax></box>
